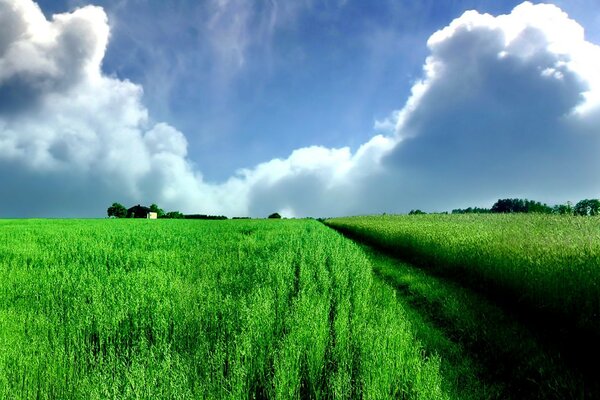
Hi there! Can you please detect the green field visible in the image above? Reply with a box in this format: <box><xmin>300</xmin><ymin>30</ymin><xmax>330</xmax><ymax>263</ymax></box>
<box><xmin>325</xmin><ymin>214</ymin><xmax>600</xmax><ymax>339</ymax></box>
<box><xmin>0</xmin><ymin>219</ymin><xmax>445</xmax><ymax>399</ymax></box>
<box><xmin>2</xmin><ymin>216</ymin><xmax>598</xmax><ymax>399</ymax></box>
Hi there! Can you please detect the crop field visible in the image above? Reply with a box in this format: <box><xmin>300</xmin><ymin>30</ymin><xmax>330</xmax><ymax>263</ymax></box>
<box><xmin>326</xmin><ymin>214</ymin><xmax>600</xmax><ymax>398</ymax></box>
<box><xmin>0</xmin><ymin>219</ymin><xmax>445</xmax><ymax>400</ymax></box>
<box><xmin>326</xmin><ymin>214</ymin><xmax>600</xmax><ymax>339</ymax></box>
<box><xmin>2</xmin><ymin>216</ymin><xmax>599</xmax><ymax>399</ymax></box>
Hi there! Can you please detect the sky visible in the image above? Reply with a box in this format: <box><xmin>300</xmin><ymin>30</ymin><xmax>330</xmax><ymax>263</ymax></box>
<box><xmin>1</xmin><ymin>0</ymin><xmax>600</xmax><ymax>217</ymax></box>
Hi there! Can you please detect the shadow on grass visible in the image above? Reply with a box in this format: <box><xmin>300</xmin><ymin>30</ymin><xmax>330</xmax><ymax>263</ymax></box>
<box><xmin>339</xmin><ymin>231</ymin><xmax>597</xmax><ymax>399</ymax></box>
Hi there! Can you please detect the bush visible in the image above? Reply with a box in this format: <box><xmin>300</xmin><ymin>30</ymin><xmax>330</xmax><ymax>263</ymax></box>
<box><xmin>107</xmin><ymin>202</ymin><xmax>127</xmax><ymax>218</ymax></box>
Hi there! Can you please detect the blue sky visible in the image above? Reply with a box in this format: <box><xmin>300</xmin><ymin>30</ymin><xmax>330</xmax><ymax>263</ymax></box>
<box><xmin>1</xmin><ymin>0</ymin><xmax>600</xmax><ymax>217</ymax></box>
<box><xmin>37</xmin><ymin>0</ymin><xmax>544</xmax><ymax>179</ymax></box>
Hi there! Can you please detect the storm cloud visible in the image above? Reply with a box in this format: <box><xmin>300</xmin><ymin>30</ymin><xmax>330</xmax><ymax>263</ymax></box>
<box><xmin>1</xmin><ymin>1</ymin><xmax>600</xmax><ymax>217</ymax></box>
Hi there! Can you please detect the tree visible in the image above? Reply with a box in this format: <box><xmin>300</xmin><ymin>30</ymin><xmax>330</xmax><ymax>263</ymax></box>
<box><xmin>268</xmin><ymin>212</ymin><xmax>282</xmax><ymax>219</ymax></box>
<box><xmin>452</xmin><ymin>207</ymin><xmax>491</xmax><ymax>214</ymax></box>
<box><xmin>552</xmin><ymin>202</ymin><xmax>573</xmax><ymax>215</ymax></box>
<box><xmin>163</xmin><ymin>211</ymin><xmax>184</xmax><ymax>219</ymax></box>
<box><xmin>491</xmin><ymin>198</ymin><xmax>552</xmax><ymax>214</ymax></box>
<box><xmin>525</xmin><ymin>200</ymin><xmax>552</xmax><ymax>214</ymax></box>
<box><xmin>574</xmin><ymin>199</ymin><xmax>600</xmax><ymax>216</ymax></box>
<box><xmin>149</xmin><ymin>203</ymin><xmax>165</xmax><ymax>218</ymax></box>
<box><xmin>408</xmin><ymin>209</ymin><xmax>426</xmax><ymax>215</ymax></box>
<box><xmin>491</xmin><ymin>198</ymin><xmax>526</xmax><ymax>213</ymax></box>
<box><xmin>107</xmin><ymin>202</ymin><xmax>127</xmax><ymax>218</ymax></box>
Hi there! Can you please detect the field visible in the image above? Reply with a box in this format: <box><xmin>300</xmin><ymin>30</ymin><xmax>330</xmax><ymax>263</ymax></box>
<box><xmin>2</xmin><ymin>216</ymin><xmax>599</xmax><ymax>399</ymax></box>
<box><xmin>326</xmin><ymin>214</ymin><xmax>600</xmax><ymax>398</ymax></box>
<box><xmin>326</xmin><ymin>214</ymin><xmax>600</xmax><ymax>338</ymax></box>
<box><xmin>0</xmin><ymin>219</ymin><xmax>444</xmax><ymax>399</ymax></box>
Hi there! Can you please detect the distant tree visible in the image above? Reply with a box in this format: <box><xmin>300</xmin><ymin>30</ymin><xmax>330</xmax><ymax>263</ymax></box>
<box><xmin>268</xmin><ymin>212</ymin><xmax>282</xmax><ymax>219</ymax></box>
<box><xmin>452</xmin><ymin>207</ymin><xmax>491</xmax><ymax>214</ymax></box>
<box><xmin>492</xmin><ymin>199</ymin><xmax>524</xmax><ymax>213</ymax></box>
<box><xmin>574</xmin><ymin>199</ymin><xmax>600</xmax><ymax>216</ymax></box>
<box><xmin>408</xmin><ymin>209</ymin><xmax>426</xmax><ymax>215</ymax></box>
<box><xmin>107</xmin><ymin>202</ymin><xmax>127</xmax><ymax>218</ymax></box>
<box><xmin>552</xmin><ymin>202</ymin><xmax>574</xmax><ymax>215</ymax></box>
<box><xmin>149</xmin><ymin>203</ymin><xmax>165</xmax><ymax>218</ymax></box>
<box><xmin>530</xmin><ymin>201</ymin><xmax>552</xmax><ymax>214</ymax></box>
<box><xmin>162</xmin><ymin>211</ymin><xmax>184</xmax><ymax>219</ymax></box>
<box><xmin>491</xmin><ymin>199</ymin><xmax>552</xmax><ymax>214</ymax></box>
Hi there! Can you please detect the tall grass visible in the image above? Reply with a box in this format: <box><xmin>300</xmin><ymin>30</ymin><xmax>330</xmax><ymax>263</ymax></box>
<box><xmin>0</xmin><ymin>219</ymin><xmax>445</xmax><ymax>399</ymax></box>
<box><xmin>363</xmin><ymin>244</ymin><xmax>590</xmax><ymax>399</ymax></box>
<box><xmin>325</xmin><ymin>214</ymin><xmax>600</xmax><ymax>340</ymax></box>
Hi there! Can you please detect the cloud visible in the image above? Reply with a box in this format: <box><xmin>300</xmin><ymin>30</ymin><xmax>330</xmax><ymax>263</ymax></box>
<box><xmin>0</xmin><ymin>0</ymin><xmax>199</xmax><ymax>216</ymax></box>
<box><xmin>1</xmin><ymin>1</ymin><xmax>600</xmax><ymax>217</ymax></box>
<box><xmin>0</xmin><ymin>1</ymin><xmax>106</xmax><ymax>115</ymax></box>
<box><xmin>241</xmin><ymin>135</ymin><xmax>395</xmax><ymax>217</ymax></box>
<box><xmin>237</xmin><ymin>1</ymin><xmax>600</xmax><ymax>216</ymax></box>
<box><xmin>204</xmin><ymin>0</ymin><xmax>312</xmax><ymax>86</ymax></box>
<box><xmin>0</xmin><ymin>0</ymin><xmax>395</xmax><ymax>218</ymax></box>
<box><xmin>381</xmin><ymin>1</ymin><xmax>600</xmax><ymax>210</ymax></box>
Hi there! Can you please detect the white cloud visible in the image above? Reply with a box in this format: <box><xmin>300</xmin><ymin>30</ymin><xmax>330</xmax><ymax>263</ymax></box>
<box><xmin>382</xmin><ymin>1</ymin><xmax>600</xmax><ymax>210</ymax></box>
<box><xmin>1</xmin><ymin>1</ymin><xmax>600</xmax><ymax>217</ymax></box>
<box><xmin>0</xmin><ymin>0</ymin><xmax>398</xmax><ymax>217</ymax></box>
<box><xmin>241</xmin><ymin>1</ymin><xmax>600</xmax><ymax>215</ymax></box>
<box><xmin>0</xmin><ymin>0</ymin><xmax>194</xmax><ymax>215</ymax></box>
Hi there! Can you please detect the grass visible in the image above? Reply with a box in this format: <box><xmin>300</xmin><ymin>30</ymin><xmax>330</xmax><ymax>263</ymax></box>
<box><xmin>360</xmin><ymin>242</ymin><xmax>593</xmax><ymax>399</ymax></box>
<box><xmin>325</xmin><ymin>214</ymin><xmax>600</xmax><ymax>342</ymax></box>
<box><xmin>0</xmin><ymin>218</ymin><xmax>446</xmax><ymax>399</ymax></box>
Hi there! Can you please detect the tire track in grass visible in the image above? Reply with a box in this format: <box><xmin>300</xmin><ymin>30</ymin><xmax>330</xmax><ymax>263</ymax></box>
<box><xmin>349</xmin><ymin>240</ymin><xmax>591</xmax><ymax>399</ymax></box>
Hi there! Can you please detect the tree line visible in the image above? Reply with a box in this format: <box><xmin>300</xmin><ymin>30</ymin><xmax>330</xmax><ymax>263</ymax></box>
<box><xmin>106</xmin><ymin>203</ymin><xmax>282</xmax><ymax>219</ymax></box>
<box><xmin>449</xmin><ymin>198</ymin><xmax>600</xmax><ymax>216</ymax></box>
<box><xmin>407</xmin><ymin>198</ymin><xmax>600</xmax><ymax>216</ymax></box>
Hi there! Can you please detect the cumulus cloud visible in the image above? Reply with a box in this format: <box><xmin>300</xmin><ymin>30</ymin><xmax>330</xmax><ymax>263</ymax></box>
<box><xmin>381</xmin><ymin>1</ymin><xmax>600</xmax><ymax>211</ymax></box>
<box><xmin>1</xmin><ymin>0</ymin><xmax>600</xmax><ymax>217</ymax></box>
<box><xmin>237</xmin><ymin>1</ymin><xmax>600</xmax><ymax>215</ymax></box>
<box><xmin>0</xmin><ymin>0</ymin><xmax>202</xmax><ymax>216</ymax></box>
<box><xmin>0</xmin><ymin>0</ymin><xmax>395</xmax><ymax>217</ymax></box>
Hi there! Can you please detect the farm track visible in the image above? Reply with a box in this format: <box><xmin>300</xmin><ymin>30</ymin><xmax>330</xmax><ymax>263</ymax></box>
<box><xmin>329</xmin><ymin>227</ymin><xmax>599</xmax><ymax>399</ymax></box>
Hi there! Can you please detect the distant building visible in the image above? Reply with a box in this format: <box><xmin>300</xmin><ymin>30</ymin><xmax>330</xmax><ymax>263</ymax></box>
<box><xmin>127</xmin><ymin>204</ymin><xmax>151</xmax><ymax>218</ymax></box>
<box><xmin>148</xmin><ymin>212</ymin><xmax>158</xmax><ymax>220</ymax></box>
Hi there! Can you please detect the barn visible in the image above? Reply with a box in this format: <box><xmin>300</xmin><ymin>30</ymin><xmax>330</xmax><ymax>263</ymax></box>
<box><xmin>127</xmin><ymin>204</ymin><xmax>152</xmax><ymax>218</ymax></box>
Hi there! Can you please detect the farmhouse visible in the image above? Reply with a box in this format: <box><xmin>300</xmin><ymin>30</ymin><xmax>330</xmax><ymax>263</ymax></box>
<box><xmin>127</xmin><ymin>204</ymin><xmax>156</xmax><ymax>219</ymax></box>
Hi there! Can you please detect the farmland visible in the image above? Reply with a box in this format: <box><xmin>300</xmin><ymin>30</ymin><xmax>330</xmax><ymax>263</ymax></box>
<box><xmin>325</xmin><ymin>214</ymin><xmax>600</xmax><ymax>338</ymax></box>
<box><xmin>2</xmin><ymin>216</ymin><xmax>599</xmax><ymax>399</ymax></box>
<box><xmin>326</xmin><ymin>214</ymin><xmax>600</xmax><ymax>398</ymax></box>
<box><xmin>0</xmin><ymin>219</ymin><xmax>444</xmax><ymax>399</ymax></box>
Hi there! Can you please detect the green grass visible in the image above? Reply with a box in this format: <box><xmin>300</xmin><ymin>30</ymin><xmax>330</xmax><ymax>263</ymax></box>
<box><xmin>325</xmin><ymin>214</ymin><xmax>600</xmax><ymax>340</ymax></box>
<box><xmin>361</xmin><ymin>243</ymin><xmax>590</xmax><ymax>399</ymax></box>
<box><xmin>0</xmin><ymin>219</ymin><xmax>446</xmax><ymax>399</ymax></box>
